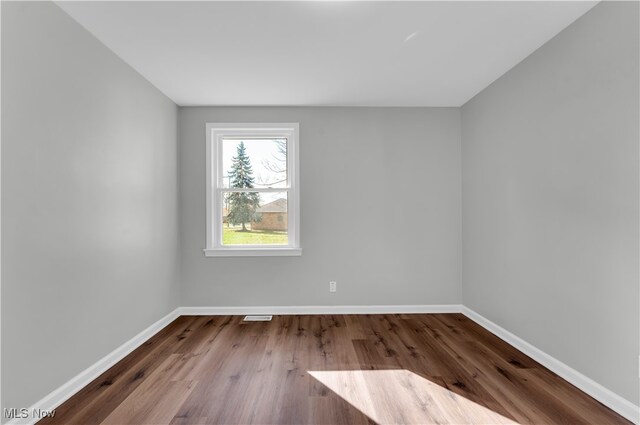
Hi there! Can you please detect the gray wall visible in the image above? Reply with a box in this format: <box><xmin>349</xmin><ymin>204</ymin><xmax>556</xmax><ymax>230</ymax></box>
<box><xmin>462</xmin><ymin>1</ymin><xmax>639</xmax><ymax>405</ymax></box>
<box><xmin>179</xmin><ymin>107</ymin><xmax>462</xmax><ymax>307</ymax></box>
<box><xmin>1</xmin><ymin>1</ymin><xmax>180</xmax><ymax>413</ymax></box>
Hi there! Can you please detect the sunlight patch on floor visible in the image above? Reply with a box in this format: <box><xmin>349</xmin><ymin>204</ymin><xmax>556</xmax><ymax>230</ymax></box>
<box><xmin>308</xmin><ymin>369</ymin><xmax>519</xmax><ymax>425</ymax></box>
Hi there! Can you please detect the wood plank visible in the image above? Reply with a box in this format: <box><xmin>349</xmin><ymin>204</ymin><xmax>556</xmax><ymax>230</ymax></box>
<box><xmin>101</xmin><ymin>355</ymin><xmax>197</xmax><ymax>425</ymax></box>
<box><xmin>40</xmin><ymin>316</ymin><xmax>202</xmax><ymax>425</ymax></box>
<box><xmin>38</xmin><ymin>314</ymin><xmax>631</xmax><ymax>425</ymax></box>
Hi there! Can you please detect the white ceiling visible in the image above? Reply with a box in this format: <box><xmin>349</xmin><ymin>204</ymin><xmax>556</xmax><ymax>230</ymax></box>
<box><xmin>56</xmin><ymin>1</ymin><xmax>597</xmax><ymax>107</ymax></box>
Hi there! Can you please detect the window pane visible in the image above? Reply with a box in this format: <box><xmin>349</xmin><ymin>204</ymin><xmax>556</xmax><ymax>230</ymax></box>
<box><xmin>221</xmin><ymin>138</ymin><xmax>287</xmax><ymax>189</ymax></box>
<box><xmin>222</xmin><ymin>192</ymin><xmax>288</xmax><ymax>245</ymax></box>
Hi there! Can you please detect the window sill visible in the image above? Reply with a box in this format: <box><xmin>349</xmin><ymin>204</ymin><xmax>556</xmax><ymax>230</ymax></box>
<box><xmin>203</xmin><ymin>248</ymin><xmax>302</xmax><ymax>257</ymax></box>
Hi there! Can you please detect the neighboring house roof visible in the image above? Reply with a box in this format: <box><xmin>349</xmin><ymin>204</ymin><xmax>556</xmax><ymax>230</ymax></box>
<box><xmin>257</xmin><ymin>198</ymin><xmax>287</xmax><ymax>213</ymax></box>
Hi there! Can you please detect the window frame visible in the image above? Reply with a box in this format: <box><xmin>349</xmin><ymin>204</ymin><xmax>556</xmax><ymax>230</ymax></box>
<box><xmin>204</xmin><ymin>123</ymin><xmax>301</xmax><ymax>257</ymax></box>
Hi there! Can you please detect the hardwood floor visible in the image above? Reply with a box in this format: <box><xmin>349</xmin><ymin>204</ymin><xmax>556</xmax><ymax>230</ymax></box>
<box><xmin>40</xmin><ymin>314</ymin><xmax>630</xmax><ymax>424</ymax></box>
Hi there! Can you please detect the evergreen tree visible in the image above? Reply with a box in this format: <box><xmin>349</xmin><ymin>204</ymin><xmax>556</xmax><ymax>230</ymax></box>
<box><xmin>226</xmin><ymin>142</ymin><xmax>260</xmax><ymax>231</ymax></box>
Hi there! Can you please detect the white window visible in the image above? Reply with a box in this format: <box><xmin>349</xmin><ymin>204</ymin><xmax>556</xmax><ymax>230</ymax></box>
<box><xmin>204</xmin><ymin>123</ymin><xmax>301</xmax><ymax>257</ymax></box>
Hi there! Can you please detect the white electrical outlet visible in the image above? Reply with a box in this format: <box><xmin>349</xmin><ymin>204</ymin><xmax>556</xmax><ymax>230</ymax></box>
<box><xmin>329</xmin><ymin>281</ymin><xmax>337</xmax><ymax>293</ymax></box>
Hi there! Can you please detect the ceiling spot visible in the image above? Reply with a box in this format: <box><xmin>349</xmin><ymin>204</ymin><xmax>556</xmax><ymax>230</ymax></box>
<box><xmin>404</xmin><ymin>31</ymin><xmax>419</xmax><ymax>43</ymax></box>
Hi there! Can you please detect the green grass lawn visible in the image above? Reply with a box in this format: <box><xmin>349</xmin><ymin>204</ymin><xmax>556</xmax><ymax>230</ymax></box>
<box><xmin>222</xmin><ymin>225</ymin><xmax>288</xmax><ymax>245</ymax></box>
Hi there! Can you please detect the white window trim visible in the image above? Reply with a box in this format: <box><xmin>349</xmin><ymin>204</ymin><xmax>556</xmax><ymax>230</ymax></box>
<box><xmin>204</xmin><ymin>123</ymin><xmax>301</xmax><ymax>257</ymax></box>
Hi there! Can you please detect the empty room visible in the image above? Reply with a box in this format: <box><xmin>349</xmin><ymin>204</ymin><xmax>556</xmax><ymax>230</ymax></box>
<box><xmin>1</xmin><ymin>0</ymin><xmax>638</xmax><ymax>424</ymax></box>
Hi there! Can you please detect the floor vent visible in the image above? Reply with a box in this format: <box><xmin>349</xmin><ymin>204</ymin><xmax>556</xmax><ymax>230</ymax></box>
<box><xmin>243</xmin><ymin>315</ymin><xmax>273</xmax><ymax>322</ymax></box>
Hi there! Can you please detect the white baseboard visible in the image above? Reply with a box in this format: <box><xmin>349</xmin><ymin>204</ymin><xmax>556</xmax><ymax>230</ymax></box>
<box><xmin>178</xmin><ymin>304</ymin><xmax>463</xmax><ymax>316</ymax></box>
<box><xmin>461</xmin><ymin>306</ymin><xmax>640</xmax><ymax>424</ymax></box>
<box><xmin>6</xmin><ymin>308</ymin><xmax>182</xmax><ymax>425</ymax></box>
